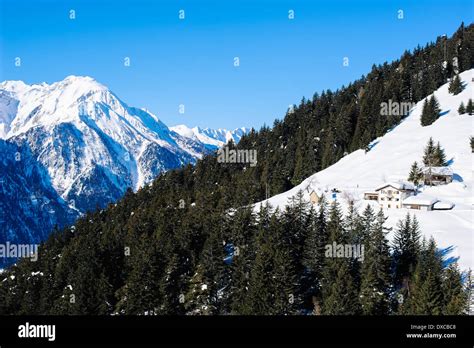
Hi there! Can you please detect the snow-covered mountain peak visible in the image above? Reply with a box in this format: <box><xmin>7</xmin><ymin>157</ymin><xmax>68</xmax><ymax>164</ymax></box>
<box><xmin>171</xmin><ymin>124</ymin><xmax>250</xmax><ymax>149</ymax></box>
<box><xmin>0</xmin><ymin>80</ymin><xmax>29</xmax><ymax>94</ymax></box>
<box><xmin>0</xmin><ymin>76</ymin><xmax>215</xmax><ymax>211</ymax></box>
<box><xmin>53</xmin><ymin>75</ymin><xmax>108</xmax><ymax>95</ymax></box>
<box><xmin>62</xmin><ymin>75</ymin><xmax>98</xmax><ymax>83</ymax></box>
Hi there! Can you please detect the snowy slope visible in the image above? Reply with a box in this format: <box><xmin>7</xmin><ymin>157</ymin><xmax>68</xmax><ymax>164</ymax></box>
<box><xmin>257</xmin><ymin>69</ymin><xmax>474</xmax><ymax>270</ymax></box>
<box><xmin>170</xmin><ymin>124</ymin><xmax>250</xmax><ymax>149</ymax></box>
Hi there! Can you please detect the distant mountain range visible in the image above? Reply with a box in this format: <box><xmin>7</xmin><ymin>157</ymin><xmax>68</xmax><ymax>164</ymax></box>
<box><xmin>170</xmin><ymin>125</ymin><xmax>250</xmax><ymax>150</ymax></box>
<box><xmin>0</xmin><ymin>76</ymin><xmax>249</xmax><ymax>256</ymax></box>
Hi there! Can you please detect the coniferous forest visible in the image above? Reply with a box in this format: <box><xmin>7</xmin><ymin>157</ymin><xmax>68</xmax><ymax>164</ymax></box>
<box><xmin>0</xmin><ymin>23</ymin><xmax>473</xmax><ymax>316</ymax></box>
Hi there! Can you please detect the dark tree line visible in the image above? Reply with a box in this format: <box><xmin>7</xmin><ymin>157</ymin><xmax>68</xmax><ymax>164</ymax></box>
<box><xmin>0</xmin><ymin>194</ymin><xmax>469</xmax><ymax>315</ymax></box>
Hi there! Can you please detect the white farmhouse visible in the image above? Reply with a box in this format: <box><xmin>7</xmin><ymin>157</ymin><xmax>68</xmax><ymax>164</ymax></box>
<box><xmin>402</xmin><ymin>194</ymin><xmax>439</xmax><ymax>211</ymax></box>
<box><xmin>375</xmin><ymin>181</ymin><xmax>415</xmax><ymax>209</ymax></box>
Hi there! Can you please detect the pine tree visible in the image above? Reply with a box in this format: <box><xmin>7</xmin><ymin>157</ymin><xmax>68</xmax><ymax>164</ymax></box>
<box><xmin>271</xmin><ymin>212</ymin><xmax>300</xmax><ymax>314</ymax></box>
<box><xmin>246</xmin><ymin>242</ymin><xmax>273</xmax><ymax>314</ymax></box>
<box><xmin>185</xmin><ymin>263</ymin><xmax>213</xmax><ymax>315</ymax></box>
<box><xmin>160</xmin><ymin>253</ymin><xmax>187</xmax><ymax>315</ymax></box>
<box><xmin>283</xmin><ymin>190</ymin><xmax>310</xmax><ymax>265</ymax></box>
<box><xmin>186</xmin><ymin>224</ymin><xmax>226</xmax><ymax>315</ymax></box>
<box><xmin>448</xmin><ymin>74</ymin><xmax>463</xmax><ymax>95</ymax></box>
<box><xmin>466</xmin><ymin>99</ymin><xmax>474</xmax><ymax>115</ymax></box>
<box><xmin>458</xmin><ymin>102</ymin><xmax>466</xmax><ymax>114</ymax></box>
<box><xmin>359</xmin><ymin>209</ymin><xmax>391</xmax><ymax>315</ymax></box>
<box><xmin>408</xmin><ymin>161</ymin><xmax>423</xmax><ymax>189</ymax></box>
<box><xmin>434</xmin><ymin>142</ymin><xmax>447</xmax><ymax>166</ymax></box>
<box><xmin>429</xmin><ymin>95</ymin><xmax>441</xmax><ymax>121</ymax></box>
<box><xmin>115</xmin><ymin>234</ymin><xmax>165</xmax><ymax>315</ymax></box>
<box><xmin>423</xmin><ymin>137</ymin><xmax>436</xmax><ymax>167</ymax></box>
<box><xmin>420</xmin><ymin>96</ymin><xmax>441</xmax><ymax>126</ymax></box>
<box><xmin>291</xmin><ymin>145</ymin><xmax>305</xmax><ymax>185</ymax></box>
<box><xmin>420</xmin><ymin>99</ymin><xmax>431</xmax><ymax>126</ymax></box>
<box><xmin>470</xmin><ymin>136</ymin><xmax>474</xmax><ymax>153</ymax></box>
<box><xmin>321</xmin><ymin>202</ymin><xmax>360</xmax><ymax>314</ymax></box>
<box><xmin>302</xmin><ymin>195</ymin><xmax>328</xmax><ymax>313</ymax></box>
<box><xmin>245</xmin><ymin>205</ymin><xmax>275</xmax><ymax>314</ymax></box>
<box><xmin>228</xmin><ymin>206</ymin><xmax>256</xmax><ymax>314</ymax></box>
<box><xmin>228</xmin><ymin>246</ymin><xmax>251</xmax><ymax>314</ymax></box>
<box><xmin>346</xmin><ymin>204</ymin><xmax>367</xmax><ymax>293</ymax></box>
<box><xmin>408</xmin><ymin>238</ymin><xmax>444</xmax><ymax>315</ymax></box>
<box><xmin>392</xmin><ymin>214</ymin><xmax>421</xmax><ymax>290</ymax></box>
<box><xmin>346</xmin><ymin>201</ymin><xmax>364</xmax><ymax>244</ymax></box>
<box><xmin>442</xmin><ymin>263</ymin><xmax>469</xmax><ymax>314</ymax></box>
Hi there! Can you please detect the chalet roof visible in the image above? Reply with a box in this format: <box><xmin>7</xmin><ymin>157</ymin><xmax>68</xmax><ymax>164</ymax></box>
<box><xmin>433</xmin><ymin>201</ymin><xmax>455</xmax><ymax>209</ymax></box>
<box><xmin>402</xmin><ymin>194</ymin><xmax>439</xmax><ymax>206</ymax></box>
<box><xmin>422</xmin><ymin>166</ymin><xmax>453</xmax><ymax>176</ymax></box>
<box><xmin>375</xmin><ymin>181</ymin><xmax>415</xmax><ymax>192</ymax></box>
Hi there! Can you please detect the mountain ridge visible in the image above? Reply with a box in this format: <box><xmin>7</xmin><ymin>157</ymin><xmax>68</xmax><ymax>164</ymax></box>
<box><xmin>170</xmin><ymin>124</ymin><xmax>250</xmax><ymax>149</ymax></box>
<box><xmin>0</xmin><ymin>75</ymin><xmax>248</xmax><ymax>253</ymax></box>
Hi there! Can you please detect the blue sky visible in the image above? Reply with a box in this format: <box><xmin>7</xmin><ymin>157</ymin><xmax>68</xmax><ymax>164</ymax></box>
<box><xmin>0</xmin><ymin>0</ymin><xmax>472</xmax><ymax>129</ymax></box>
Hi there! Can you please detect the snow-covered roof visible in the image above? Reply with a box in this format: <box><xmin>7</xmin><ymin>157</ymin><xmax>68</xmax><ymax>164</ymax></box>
<box><xmin>422</xmin><ymin>166</ymin><xmax>453</xmax><ymax>176</ymax></box>
<box><xmin>402</xmin><ymin>194</ymin><xmax>439</xmax><ymax>206</ymax></box>
<box><xmin>433</xmin><ymin>201</ymin><xmax>455</xmax><ymax>209</ymax></box>
<box><xmin>375</xmin><ymin>181</ymin><xmax>415</xmax><ymax>192</ymax></box>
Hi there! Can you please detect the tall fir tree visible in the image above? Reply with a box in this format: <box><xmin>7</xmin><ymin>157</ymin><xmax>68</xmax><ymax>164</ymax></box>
<box><xmin>408</xmin><ymin>161</ymin><xmax>423</xmax><ymax>189</ymax></box>
<box><xmin>321</xmin><ymin>202</ymin><xmax>360</xmax><ymax>314</ymax></box>
<box><xmin>466</xmin><ymin>98</ymin><xmax>474</xmax><ymax>115</ymax></box>
<box><xmin>245</xmin><ymin>204</ymin><xmax>275</xmax><ymax>314</ymax></box>
<box><xmin>448</xmin><ymin>74</ymin><xmax>463</xmax><ymax>95</ymax></box>
<box><xmin>392</xmin><ymin>214</ymin><xmax>421</xmax><ymax>291</ymax></box>
<box><xmin>442</xmin><ymin>263</ymin><xmax>469</xmax><ymax>314</ymax></box>
<box><xmin>420</xmin><ymin>96</ymin><xmax>441</xmax><ymax>126</ymax></box>
<box><xmin>302</xmin><ymin>195</ymin><xmax>328</xmax><ymax>313</ymax></box>
<box><xmin>407</xmin><ymin>238</ymin><xmax>444</xmax><ymax>315</ymax></box>
<box><xmin>423</xmin><ymin>137</ymin><xmax>436</xmax><ymax>166</ymax></box>
<box><xmin>359</xmin><ymin>209</ymin><xmax>392</xmax><ymax>315</ymax></box>
<box><xmin>434</xmin><ymin>141</ymin><xmax>447</xmax><ymax>166</ymax></box>
<box><xmin>228</xmin><ymin>206</ymin><xmax>256</xmax><ymax>314</ymax></box>
<box><xmin>270</xmin><ymin>212</ymin><xmax>300</xmax><ymax>314</ymax></box>
<box><xmin>429</xmin><ymin>95</ymin><xmax>441</xmax><ymax>123</ymax></box>
<box><xmin>420</xmin><ymin>99</ymin><xmax>431</xmax><ymax>126</ymax></box>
